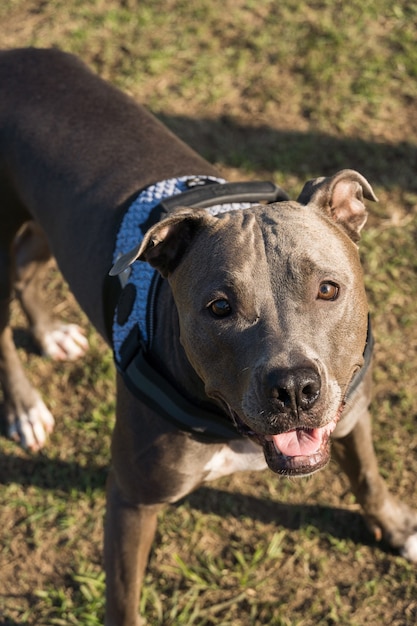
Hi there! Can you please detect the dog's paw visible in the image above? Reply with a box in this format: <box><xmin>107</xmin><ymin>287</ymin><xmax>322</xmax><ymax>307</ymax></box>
<box><xmin>41</xmin><ymin>323</ymin><xmax>89</xmax><ymax>361</ymax></box>
<box><xmin>401</xmin><ymin>533</ymin><xmax>417</xmax><ymax>563</ymax></box>
<box><xmin>7</xmin><ymin>394</ymin><xmax>55</xmax><ymax>451</ymax></box>
<box><xmin>367</xmin><ymin>498</ymin><xmax>417</xmax><ymax>563</ymax></box>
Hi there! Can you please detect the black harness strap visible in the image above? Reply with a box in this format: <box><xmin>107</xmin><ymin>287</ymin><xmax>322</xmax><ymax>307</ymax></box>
<box><xmin>346</xmin><ymin>316</ymin><xmax>374</xmax><ymax>398</ymax></box>
<box><xmin>124</xmin><ymin>351</ymin><xmax>239</xmax><ymax>440</ymax></box>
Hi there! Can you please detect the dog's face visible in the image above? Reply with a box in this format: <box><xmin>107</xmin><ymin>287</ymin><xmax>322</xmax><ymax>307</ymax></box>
<box><xmin>112</xmin><ymin>170</ymin><xmax>376</xmax><ymax>477</ymax></box>
<box><xmin>167</xmin><ymin>203</ymin><xmax>368</xmax><ymax>476</ymax></box>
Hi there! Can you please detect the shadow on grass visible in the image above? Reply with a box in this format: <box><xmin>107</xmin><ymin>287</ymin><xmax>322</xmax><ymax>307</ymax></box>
<box><xmin>0</xmin><ymin>452</ymin><xmax>380</xmax><ymax>550</ymax></box>
<box><xmin>13</xmin><ymin>327</ymin><xmax>43</xmax><ymax>356</ymax></box>
<box><xmin>159</xmin><ymin>114</ymin><xmax>417</xmax><ymax>191</ymax></box>
<box><xmin>0</xmin><ymin>452</ymin><xmax>108</xmax><ymax>493</ymax></box>
<box><xmin>0</xmin><ymin>619</ymin><xmax>20</xmax><ymax>626</ymax></box>
<box><xmin>184</xmin><ymin>486</ymin><xmax>377</xmax><ymax>549</ymax></box>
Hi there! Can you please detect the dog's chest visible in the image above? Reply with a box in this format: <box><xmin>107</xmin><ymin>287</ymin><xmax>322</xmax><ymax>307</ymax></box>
<box><xmin>203</xmin><ymin>439</ymin><xmax>267</xmax><ymax>482</ymax></box>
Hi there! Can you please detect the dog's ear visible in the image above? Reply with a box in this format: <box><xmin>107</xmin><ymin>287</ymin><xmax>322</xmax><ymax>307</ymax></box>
<box><xmin>110</xmin><ymin>207</ymin><xmax>210</xmax><ymax>278</ymax></box>
<box><xmin>297</xmin><ymin>169</ymin><xmax>377</xmax><ymax>242</ymax></box>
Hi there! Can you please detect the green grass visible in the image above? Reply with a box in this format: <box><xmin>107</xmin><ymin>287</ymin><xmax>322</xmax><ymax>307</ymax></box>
<box><xmin>1</xmin><ymin>1</ymin><xmax>417</xmax><ymax>624</ymax></box>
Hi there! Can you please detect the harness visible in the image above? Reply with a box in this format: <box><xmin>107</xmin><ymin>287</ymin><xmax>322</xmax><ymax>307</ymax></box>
<box><xmin>105</xmin><ymin>176</ymin><xmax>373</xmax><ymax>442</ymax></box>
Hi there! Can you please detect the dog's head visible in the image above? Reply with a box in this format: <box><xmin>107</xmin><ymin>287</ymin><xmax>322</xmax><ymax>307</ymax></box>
<box><xmin>111</xmin><ymin>169</ymin><xmax>377</xmax><ymax>477</ymax></box>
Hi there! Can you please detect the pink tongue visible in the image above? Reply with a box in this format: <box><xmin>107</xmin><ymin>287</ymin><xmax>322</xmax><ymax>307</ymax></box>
<box><xmin>271</xmin><ymin>428</ymin><xmax>324</xmax><ymax>457</ymax></box>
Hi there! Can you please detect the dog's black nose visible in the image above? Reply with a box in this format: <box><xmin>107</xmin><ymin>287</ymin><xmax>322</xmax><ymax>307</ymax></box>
<box><xmin>267</xmin><ymin>367</ymin><xmax>321</xmax><ymax>415</ymax></box>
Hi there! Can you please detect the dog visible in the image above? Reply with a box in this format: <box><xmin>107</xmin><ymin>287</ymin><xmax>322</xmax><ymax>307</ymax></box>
<box><xmin>0</xmin><ymin>48</ymin><xmax>416</xmax><ymax>626</ymax></box>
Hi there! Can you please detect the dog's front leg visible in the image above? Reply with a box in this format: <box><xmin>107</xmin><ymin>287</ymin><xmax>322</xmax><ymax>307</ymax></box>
<box><xmin>14</xmin><ymin>222</ymin><xmax>88</xmax><ymax>361</ymax></box>
<box><xmin>0</xmin><ymin>223</ymin><xmax>55</xmax><ymax>449</ymax></box>
<box><xmin>332</xmin><ymin>404</ymin><xmax>417</xmax><ymax>562</ymax></box>
<box><xmin>104</xmin><ymin>469</ymin><xmax>163</xmax><ymax>626</ymax></box>
<box><xmin>0</xmin><ymin>299</ymin><xmax>54</xmax><ymax>449</ymax></box>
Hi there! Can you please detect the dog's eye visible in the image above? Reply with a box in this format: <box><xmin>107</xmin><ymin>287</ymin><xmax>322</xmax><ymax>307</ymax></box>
<box><xmin>209</xmin><ymin>299</ymin><xmax>232</xmax><ymax>317</ymax></box>
<box><xmin>317</xmin><ymin>281</ymin><xmax>339</xmax><ymax>301</ymax></box>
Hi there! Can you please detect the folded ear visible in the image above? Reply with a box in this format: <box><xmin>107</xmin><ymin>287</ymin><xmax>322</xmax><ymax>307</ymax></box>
<box><xmin>297</xmin><ymin>169</ymin><xmax>378</xmax><ymax>242</ymax></box>
<box><xmin>110</xmin><ymin>207</ymin><xmax>210</xmax><ymax>278</ymax></box>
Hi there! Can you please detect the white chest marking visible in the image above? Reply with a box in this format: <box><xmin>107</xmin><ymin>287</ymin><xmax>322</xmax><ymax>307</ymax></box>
<box><xmin>203</xmin><ymin>439</ymin><xmax>267</xmax><ymax>482</ymax></box>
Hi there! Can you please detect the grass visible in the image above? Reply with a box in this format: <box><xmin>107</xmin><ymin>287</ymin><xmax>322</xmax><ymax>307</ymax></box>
<box><xmin>1</xmin><ymin>0</ymin><xmax>417</xmax><ymax>624</ymax></box>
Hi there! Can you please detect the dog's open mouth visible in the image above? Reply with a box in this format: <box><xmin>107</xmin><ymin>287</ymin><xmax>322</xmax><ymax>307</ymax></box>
<box><xmin>262</xmin><ymin>419</ymin><xmax>339</xmax><ymax>476</ymax></box>
<box><xmin>231</xmin><ymin>411</ymin><xmax>341</xmax><ymax>477</ymax></box>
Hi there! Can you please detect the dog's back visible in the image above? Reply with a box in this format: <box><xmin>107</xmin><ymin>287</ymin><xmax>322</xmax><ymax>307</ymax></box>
<box><xmin>0</xmin><ymin>47</ymin><xmax>218</xmax><ymax>332</ymax></box>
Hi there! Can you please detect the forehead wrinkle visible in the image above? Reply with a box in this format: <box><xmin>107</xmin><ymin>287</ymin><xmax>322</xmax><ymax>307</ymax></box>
<box><xmin>178</xmin><ymin>209</ymin><xmax>268</xmax><ymax>295</ymax></box>
<box><xmin>216</xmin><ymin>209</ymin><xmax>266</xmax><ymax>272</ymax></box>
<box><xmin>220</xmin><ymin>211</ymin><xmax>276</xmax><ymax>312</ymax></box>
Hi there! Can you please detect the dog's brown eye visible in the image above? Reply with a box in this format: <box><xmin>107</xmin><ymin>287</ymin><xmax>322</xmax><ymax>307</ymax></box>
<box><xmin>317</xmin><ymin>282</ymin><xmax>339</xmax><ymax>301</ymax></box>
<box><xmin>209</xmin><ymin>299</ymin><xmax>232</xmax><ymax>317</ymax></box>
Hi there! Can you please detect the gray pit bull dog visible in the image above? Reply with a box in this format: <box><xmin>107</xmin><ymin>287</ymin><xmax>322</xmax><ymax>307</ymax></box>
<box><xmin>0</xmin><ymin>48</ymin><xmax>416</xmax><ymax>625</ymax></box>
